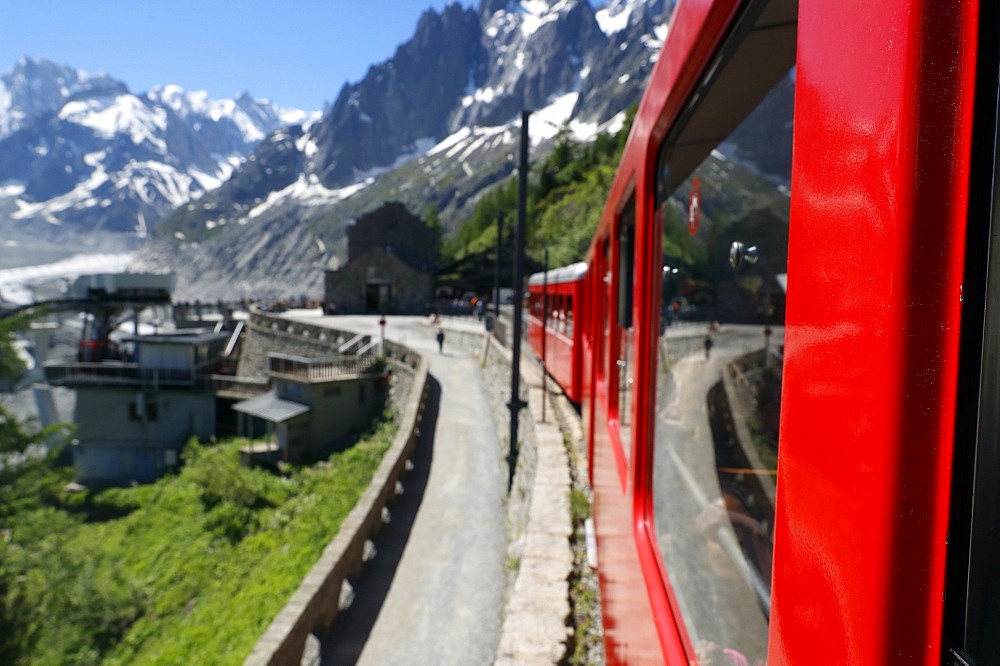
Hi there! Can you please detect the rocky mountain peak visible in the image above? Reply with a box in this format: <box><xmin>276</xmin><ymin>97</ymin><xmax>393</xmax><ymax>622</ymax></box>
<box><xmin>4</xmin><ymin>2</ymin><xmax>689</xmax><ymax>301</ymax></box>
<box><xmin>0</xmin><ymin>57</ymin><xmax>129</xmax><ymax>137</ymax></box>
<box><xmin>0</xmin><ymin>60</ymin><xmax>306</xmax><ymax>237</ymax></box>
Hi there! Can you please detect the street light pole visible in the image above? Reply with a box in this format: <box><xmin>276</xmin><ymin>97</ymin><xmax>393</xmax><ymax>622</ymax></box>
<box><xmin>495</xmin><ymin>211</ymin><xmax>503</xmax><ymax>318</ymax></box>
<box><xmin>508</xmin><ymin>109</ymin><xmax>530</xmax><ymax>492</ymax></box>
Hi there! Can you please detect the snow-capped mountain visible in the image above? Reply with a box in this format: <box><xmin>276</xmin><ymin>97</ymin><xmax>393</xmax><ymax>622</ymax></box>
<box><xmin>0</xmin><ymin>57</ymin><xmax>309</xmax><ymax>237</ymax></box>
<box><xmin>0</xmin><ymin>57</ymin><xmax>128</xmax><ymax>138</ymax></box>
<box><xmin>124</xmin><ymin>1</ymin><xmax>676</xmax><ymax>298</ymax></box>
<box><xmin>303</xmin><ymin>0</ymin><xmax>672</xmax><ymax>190</ymax></box>
<box><xmin>1</xmin><ymin>1</ymin><xmax>693</xmax><ymax>298</ymax></box>
<box><xmin>135</xmin><ymin>0</ymin><xmax>679</xmax><ymax>300</ymax></box>
<box><xmin>157</xmin><ymin>0</ymin><xmax>673</xmax><ymax>229</ymax></box>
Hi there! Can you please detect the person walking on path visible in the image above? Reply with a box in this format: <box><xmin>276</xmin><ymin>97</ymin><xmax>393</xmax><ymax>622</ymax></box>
<box><xmin>436</xmin><ymin>327</ymin><xmax>445</xmax><ymax>353</ymax></box>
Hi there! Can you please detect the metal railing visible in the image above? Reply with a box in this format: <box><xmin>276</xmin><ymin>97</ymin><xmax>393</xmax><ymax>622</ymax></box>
<box><xmin>43</xmin><ymin>361</ymin><xmax>206</xmax><ymax>387</ymax></box>
<box><xmin>209</xmin><ymin>374</ymin><xmax>270</xmax><ymax>398</ymax></box>
<box><xmin>267</xmin><ymin>350</ymin><xmax>381</xmax><ymax>381</ymax></box>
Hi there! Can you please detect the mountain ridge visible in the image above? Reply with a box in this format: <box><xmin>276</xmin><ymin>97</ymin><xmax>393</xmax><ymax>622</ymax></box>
<box><xmin>0</xmin><ymin>56</ymin><xmax>311</xmax><ymax>241</ymax></box>
<box><xmin>1</xmin><ymin>1</ymin><xmax>688</xmax><ymax>299</ymax></box>
<box><xmin>136</xmin><ymin>0</ymin><xmax>677</xmax><ymax>300</ymax></box>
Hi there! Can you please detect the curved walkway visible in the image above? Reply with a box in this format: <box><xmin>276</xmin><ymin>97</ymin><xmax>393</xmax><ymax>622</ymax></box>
<box><xmin>288</xmin><ymin>313</ymin><xmax>508</xmax><ymax>665</ymax></box>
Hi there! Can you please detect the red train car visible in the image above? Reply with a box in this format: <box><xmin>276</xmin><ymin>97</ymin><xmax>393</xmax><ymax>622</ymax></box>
<box><xmin>577</xmin><ymin>0</ymin><xmax>996</xmax><ymax>663</ymax></box>
<box><xmin>527</xmin><ymin>262</ymin><xmax>587</xmax><ymax>403</ymax></box>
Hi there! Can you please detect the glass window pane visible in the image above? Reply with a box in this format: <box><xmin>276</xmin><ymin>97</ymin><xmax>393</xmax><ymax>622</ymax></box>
<box><xmin>653</xmin><ymin>71</ymin><xmax>793</xmax><ymax>662</ymax></box>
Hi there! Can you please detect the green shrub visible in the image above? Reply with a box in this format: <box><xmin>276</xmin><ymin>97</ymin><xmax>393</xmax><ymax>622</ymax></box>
<box><xmin>0</xmin><ymin>419</ymin><xmax>398</xmax><ymax>664</ymax></box>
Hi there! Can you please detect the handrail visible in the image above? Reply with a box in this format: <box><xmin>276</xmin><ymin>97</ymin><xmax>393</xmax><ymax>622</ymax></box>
<box><xmin>338</xmin><ymin>334</ymin><xmax>367</xmax><ymax>354</ymax></box>
<box><xmin>266</xmin><ymin>351</ymin><xmax>381</xmax><ymax>381</ymax></box>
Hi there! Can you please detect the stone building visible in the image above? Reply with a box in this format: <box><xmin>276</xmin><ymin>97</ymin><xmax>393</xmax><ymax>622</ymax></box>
<box><xmin>233</xmin><ymin>351</ymin><xmax>385</xmax><ymax>465</ymax></box>
<box><xmin>325</xmin><ymin>202</ymin><xmax>437</xmax><ymax>314</ymax></box>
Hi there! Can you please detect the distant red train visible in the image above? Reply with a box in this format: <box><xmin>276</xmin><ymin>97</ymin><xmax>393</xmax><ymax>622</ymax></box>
<box><xmin>531</xmin><ymin>0</ymin><xmax>997</xmax><ymax>663</ymax></box>
<box><xmin>526</xmin><ymin>262</ymin><xmax>587</xmax><ymax>403</ymax></box>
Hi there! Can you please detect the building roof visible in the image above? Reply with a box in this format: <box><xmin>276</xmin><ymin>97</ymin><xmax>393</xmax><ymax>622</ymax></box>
<box><xmin>233</xmin><ymin>392</ymin><xmax>310</xmax><ymax>423</ymax></box>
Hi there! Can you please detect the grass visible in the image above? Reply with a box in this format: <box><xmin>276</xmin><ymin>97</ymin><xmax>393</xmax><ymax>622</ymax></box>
<box><xmin>0</xmin><ymin>417</ymin><xmax>396</xmax><ymax>665</ymax></box>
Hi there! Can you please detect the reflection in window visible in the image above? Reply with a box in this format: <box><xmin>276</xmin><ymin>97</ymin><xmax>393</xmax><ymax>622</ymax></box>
<box><xmin>652</xmin><ymin>72</ymin><xmax>793</xmax><ymax>663</ymax></box>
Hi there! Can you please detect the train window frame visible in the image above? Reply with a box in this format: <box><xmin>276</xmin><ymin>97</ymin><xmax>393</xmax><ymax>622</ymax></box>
<box><xmin>595</xmin><ymin>235</ymin><xmax>611</xmax><ymax>389</ymax></box>
<box><xmin>644</xmin><ymin>0</ymin><xmax>796</xmax><ymax>651</ymax></box>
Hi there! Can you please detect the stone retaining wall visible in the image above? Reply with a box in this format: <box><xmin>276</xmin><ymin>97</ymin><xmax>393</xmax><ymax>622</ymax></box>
<box><xmin>238</xmin><ymin>311</ymin><xmax>373</xmax><ymax>380</ymax></box>
<box><xmin>242</xmin><ymin>312</ymin><xmax>552</xmax><ymax>664</ymax></box>
<box><xmin>241</xmin><ymin>311</ymin><xmax>427</xmax><ymax>665</ymax></box>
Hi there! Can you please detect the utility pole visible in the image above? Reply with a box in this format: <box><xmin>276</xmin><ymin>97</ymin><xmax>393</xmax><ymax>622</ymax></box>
<box><xmin>508</xmin><ymin>110</ymin><xmax>530</xmax><ymax>492</ymax></box>
<box><xmin>495</xmin><ymin>211</ymin><xmax>503</xmax><ymax>318</ymax></box>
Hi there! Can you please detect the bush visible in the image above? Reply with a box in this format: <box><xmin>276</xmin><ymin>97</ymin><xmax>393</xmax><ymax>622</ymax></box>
<box><xmin>182</xmin><ymin>438</ymin><xmax>289</xmax><ymax>510</ymax></box>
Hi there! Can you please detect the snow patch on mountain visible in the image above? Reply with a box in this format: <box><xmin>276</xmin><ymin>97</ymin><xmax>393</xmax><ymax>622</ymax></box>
<box><xmin>518</xmin><ymin>0</ymin><xmax>565</xmax><ymax>38</ymax></box>
<box><xmin>595</xmin><ymin>2</ymin><xmax>632</xmax><ymax>35</ymax></box>
<box><xmin>595</xmin><ymin>0</ymin><xmax>670</xmax><ymax>37</ymax></box>
<box><xmin>0</xmin><ymin>57</ymin><xmax>308</xmax><ymax>237</ymax></box>
<box><xmin>247</xmin><ymin>173</ymin><xmax>373</xmax><ymax>223</ymax></box>
<box><xmin>60</xmin><ymin>94</ymin><xmax>168</xmax><ymax>148</ymax></box>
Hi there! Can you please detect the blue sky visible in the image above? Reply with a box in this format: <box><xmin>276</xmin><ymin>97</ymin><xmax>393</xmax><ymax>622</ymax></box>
<box><xmin>0</xmin><ymin>1</ymin><xmax>473</xmax><ymax>112</ymax></box>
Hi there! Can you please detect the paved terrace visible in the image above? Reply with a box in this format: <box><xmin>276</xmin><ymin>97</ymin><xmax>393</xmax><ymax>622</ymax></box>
<box><xmin>275</xmin><ymin>311</ymin><xmax>581</xmax><ymax>665</ymax></box>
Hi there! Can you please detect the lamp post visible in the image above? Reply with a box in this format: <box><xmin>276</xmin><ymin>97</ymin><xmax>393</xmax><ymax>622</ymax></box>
<box><xmin>495</xmin><ymin>211</ymin><xmax>503</xmax><ymax>318</ymax></box>
<box><xmin>508</xmin><ymin>109</ymin><xmax>530</xmax><ymax>492</ymax></box>
<box><xmin>378</xmin><ymin>315</ymin><xmax>386</xmax><ymax>357</ymax></box>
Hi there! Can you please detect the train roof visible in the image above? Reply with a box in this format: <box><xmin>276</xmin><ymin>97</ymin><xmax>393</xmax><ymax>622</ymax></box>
<box><xmin>527</xmin><ymin>261</ymin><xmax>588</xmax><ymax>286</ymax></box>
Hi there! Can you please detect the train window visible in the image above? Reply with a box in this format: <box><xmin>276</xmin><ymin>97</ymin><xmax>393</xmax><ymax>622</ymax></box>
<box><xmin>614</xmin><ymin>197</ymin><xmax>636</xmax><ymax>458</ymax></box>
<box><xmin>652</xmin><ymin>69</ymin><xmax>794</xmax><ymax>662</ymax></box>
<box><xmin>565</xmin><ymin>295</ymin><xmax>573</xmax><ymax>336</ymax></box>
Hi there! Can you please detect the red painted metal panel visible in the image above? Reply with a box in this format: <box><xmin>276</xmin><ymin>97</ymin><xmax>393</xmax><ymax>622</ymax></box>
<box><xmin>527</xmin><ymin>275</ymin><xmax>586</xmax><ymax>402</ymax></box>
<box><xmin>591</xmin><ymin>399</ymin><xmax>685</xmax><ymax>664</ymax></box>
<box><xmin>579</xmin><ymin>0</ymin><xmax>983</xmax><ymax>662</ymax></box>
<box><xmin>769</xmin><ymin>0</ymin><xmax>978</xmax><ymax>663</ymax></box>
<box><xmin>585</xmin><ymin>0</ymin><xmax>760</xmax><ymax>662</ymax></box>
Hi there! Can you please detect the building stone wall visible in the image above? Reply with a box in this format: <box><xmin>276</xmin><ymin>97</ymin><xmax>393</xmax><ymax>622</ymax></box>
<box><xmin>239</xmin><ymin>309</ymin><xmax>416</xmax><ymax>427</ymax></box>
<box><xmin>73</xmin><ymin>387</ymin><xmax>216</xmax><ymax>485</ymax></box>
<box><xmin>346</xmin><ymin>201</ymin><xmax>437</xmax><ymax>271</ymax></box>
<box><xmin>325</xmin><ymin>201</ymin><xmax>436</xmax><ymax>315</ymax></box>
<box><xmin>325</xmin><ymin>250</ymin><xmax>433</xmax><ymax>315</ymax></box>
<box><xmin>237</xmin><ymin>312</ymin><xmax>363</xmax><ymax>380</ymax></box>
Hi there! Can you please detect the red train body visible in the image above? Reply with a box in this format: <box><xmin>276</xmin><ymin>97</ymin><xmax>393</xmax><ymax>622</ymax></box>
<box><xmin>533</xmin><ymin>0</ymin><xmax>998</xmax><ymax>662</ymax></box>
<box><xmin>527</xmin><ymin>262</ymin><xmax>587</xmax><ymax>403</ymax></box>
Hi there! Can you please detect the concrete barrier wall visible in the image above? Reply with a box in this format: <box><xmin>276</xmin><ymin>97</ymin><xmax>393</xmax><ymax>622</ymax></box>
<box><xmin>238</xmin><ymin>310</ymin><xmax>371</xmax><ymax>380</ymax></box>
<box><xmin>241</xmin><ymin>313</ymin><xmax>545</xmax><ymax>664</ymax></box>
<box><xmin>242</xmin><ymin>314</ymin><xmax>428</xmax><ymax>666</ymax></box>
